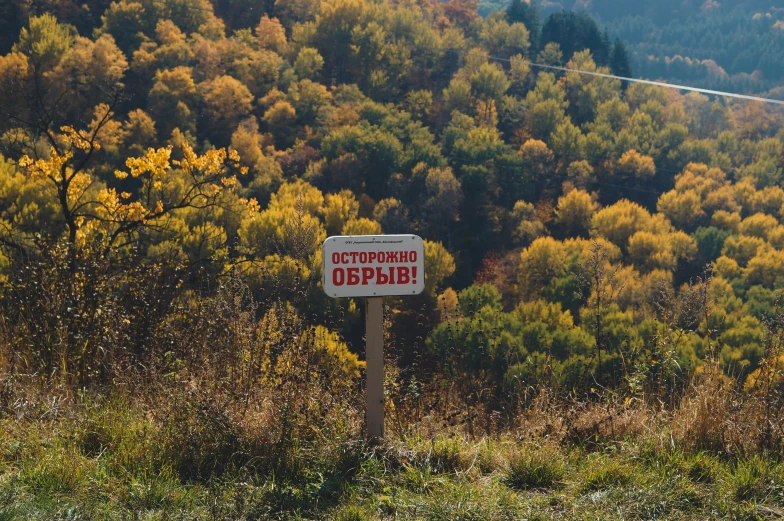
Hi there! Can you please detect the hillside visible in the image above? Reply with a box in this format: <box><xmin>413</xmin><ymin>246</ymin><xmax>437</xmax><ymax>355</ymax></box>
<box><xmin>1</xmin><ymin>0</ymin><xmax>784</xmax><ymax>518</ymax></box>
<box><xmin>478</xmin><ymin>0</ymin><xmax>784</xmax><ymax>96</ymax></box>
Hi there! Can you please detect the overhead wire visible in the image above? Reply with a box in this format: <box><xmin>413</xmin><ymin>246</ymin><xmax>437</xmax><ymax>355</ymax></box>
<box><xmin>144</xmin><ymin>0</ymin><xmax>784</xmax><ymax>106</ymax></box>
<box><xmin>426</xmin><ymin>44</ymin><xmax>784</xmax><ymax>192</ymax></box>
<box><xmin>439</xmin><ymin>48</ymin><xmax>784</xmax><ymax>106</ymax></box>
<box><xmin>136</xmin><ymin>1</ymin><xmax>783</xmax><ymax>187</ymax></box>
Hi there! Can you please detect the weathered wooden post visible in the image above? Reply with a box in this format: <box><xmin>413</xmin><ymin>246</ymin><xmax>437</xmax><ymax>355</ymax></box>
<box><xmin>322</xmin><ymin>234</ymin><xmax>425</xmax><ymax>440</ymax></box>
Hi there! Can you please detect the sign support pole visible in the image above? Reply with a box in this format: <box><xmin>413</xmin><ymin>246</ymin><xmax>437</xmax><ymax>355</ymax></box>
<box><xmin>365</xmin><ymin>297</ymin><xmax>384</xmax><ymax>440</ymax></box>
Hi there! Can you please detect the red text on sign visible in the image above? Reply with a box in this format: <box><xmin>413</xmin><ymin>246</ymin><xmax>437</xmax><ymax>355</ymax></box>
<box><xmin>331</xmin><ymin>251</ymin><xmax>418</xmax><ymax>265</ymax></box>
<box><xmin>331</xmin><ymin>266</ymin><xmax>419</xmax><ymax>287</ymax></box>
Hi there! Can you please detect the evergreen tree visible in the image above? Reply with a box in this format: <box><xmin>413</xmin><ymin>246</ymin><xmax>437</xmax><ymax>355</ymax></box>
<box><xmin>598</xmin><ymin>29</ymin><xmax>612</xmax><ymax>65</ymax></box>
<box><xmin>540</xmin><ymin>11</ymin><xmax>610</xmax><ymax>66</ymax></box>
<box><xmin>505</xmin><ymin>0</ymin><xmax>540</xmax><ymax>52</ymax></box>
<box><xmin>610</xmin><ymin>38</ymin><xmax>633</xmax><ymax>78</ymax></box>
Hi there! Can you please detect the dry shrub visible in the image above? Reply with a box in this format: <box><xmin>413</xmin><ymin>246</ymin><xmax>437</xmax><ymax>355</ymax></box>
<box><xmin>514</xmin><ymin>388</ymin><xmax>568</xmax><ymax>441</ymax></box>
<box><xmin>672</xmin><ymin>360</ymin><xmax>784</xmax><ymax>455</ymax></box>
<box><xmin>566</xmin><ymin>400</ymin><xmax>652</xmax><ymax>446</ymax></box>
<box><xmin>384</xmin><ymin>434</ymin><xmax>475</xmax><ymax>475</ymax></box>
<box><xmin>97</xmin><ymin>274</ymin><xmax>366</xmax><ymax>481</ymax></box>
<box><xmin>384</xmin><ymin>433</ymin><xmax>527</xmax><ymax>480</ymax></box>
<box><xmin>0</xmin><ymin>244</ymin><xmax>185</xmax><ymax>388</ymax></box>
<box><xmin>673</xmin><ymin>365</ymin><xmax>737</xmax><ymax>453</ymax></box>
<box><xmin>514</xmin><ymin>389</ymin><xmax>652</xmax><ymax>447</ymax></box>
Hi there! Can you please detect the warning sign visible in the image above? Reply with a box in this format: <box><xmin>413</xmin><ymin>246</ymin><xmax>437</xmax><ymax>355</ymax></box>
<box><xmin>322</xmin><ymin>235</ymin><xmax>425</xmax><ymax>298</ymax></box>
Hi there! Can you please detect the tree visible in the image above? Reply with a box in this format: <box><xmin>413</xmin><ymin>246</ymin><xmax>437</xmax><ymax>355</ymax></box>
<box><xmin>287</xmin><ymin>79</ymin><xmax>332</xmax><ymax>125</ymax></box>
<box><xmin>443</xmin><ymin>78</ymin><xmax>473</xmax><ymax>114</ymax></box>
<box><xmin>470</xmin><ymin>62</ymin><xmax>510</xmax><ymax>102</ymax></box>
<box><xmin>721</xmin><ymin>235</ymin><xmax>767</xmax><ymax>267</ymax></box>
<box><xmin>591</xmin><ymin>200</ymin><xmax>654</xmax><ymax>249</ymax></box>
<box><xmin>424</xmin><ymin>240</ymin><xmax>456</xmax><ymax>296</ymax></box>
<box><xmin>13</xmin><ymin>14</ymin><xmax>75</xmax><ymax>68</ymax></box>
<box><xmin>323</xmin><ymin>190</ymin><xmax>359</xmax><ymax>236</ymax></box>
<box><xmin>1</xmin><ymin>19</ymin><xmax>128</xmax><ymax>159</ymax></box>
<box><xmin>537</xmin><ymin>42</ymin><xmax>563</xmax><ymax>66</ymax></box>
<box><xmin>505</xmin><ymin>0</ymin><xmax>540</xmax><ymax>50</ymax></box>
<box><xmin>294</xmin><ymin>47</ymin><xmax>324</xmax><ymax>80</ymax></box>
<box><xmin>321</xmin><ymin>123</ymin><xmax>403</xmax><ymax>199</ymax></box>
<box><xmin>550</xmin><ymin>120</ymin><xmax>585</xmax><ymax>168</ymax></box>
<box><xmin>238</xmin><ymin>180</ymin><xmax>326</xmax><ymax>261</ymax></box>
<box><xmin>610</xmin><ymin>38</ymin><xmax>632</xmax><ymax>78</ymax></box>
<box><xmin>617</xmin><ymin>149</ymin><xmax>656</xmax><ymax>179</ymax></box>
<box><xmin>540</xmin><ymin>11</ymin><xmax>610</xmax><ymax>66</ymax></box>
<box><xmin>481</xmin><ymin>18</ymin><xmax>530</xmax><ymax>59</ymax></box>
<box><xmin>342</xmin><ymin>217</ymin><xmax>381</xmax><ymax>235</ymax></box>
<box><xmin>373</xmin><ymin>198</ymin><xmax>409</xmax><ymax>234</ymax></box>
<box><xmin>525</xmin><ymin>72</ymin><xmax>568</xmax><ymax>139</ymax></box>
<box><xmin>263</xmin><ymin>100</ymin><xmax>297</xmax><ymax>148</ymax></box>
<box><xmin>200</xmin><ymin>75</ymin><xmax>254</xmax><ymax>143</ymax></box>
<box><xmin>561</xmin><ymin>50</ymin><xmax>621</xmax><ymax>125</ymax></box>
<box><xmin>519</xmin><ymin>236</ymin><xmax>567</xmax><ymax>297</ymax></box>
<box><xmin>312</xmin><ymin>0</ymin><xmax>367</xmax><ymax>82</ymax></box>
<box><xmin>148</xmin><ymin>67</ymin><xmax>198</xmax><ymax>139</ymax></box>
<box><xmin>422</xmin><ymin>166</ymin><xmax>463</xmax><ymax>241</ymax></box>
<box><xmin>275</xmin><ymin>0</ymin><xmax>321</xmax><ymax>28</ymax></box>
<box><xmin>11</xmin><ymin>123</ymin><xmax>249</xmax><ymax>268</ymax></box>
<box><xmin>212</xmin><ymin>0</ymin><xmax>268</xmax><ymax>32</ymax></box>
<box><xmin>124</xmin><ymin>109</ymin><xmax>157</xmax><ymax>156</ymax></box>
<box><xmin>405</xmin><ymin>90</ymin><xmax>433</xmax><ymax>122</ymax></box>
<box><xmin>256</xmin><ymin>15</ymin><xmax>287</xmax><ymax>53</ymax></box>
<box><xmin>510</xmin><ymin>201</ymin><xmax>546</xmax><ymax>246</ymax></box>
<box><xmin>657</xmin><ymin>189</ymin><xmax>706</xmax><ymax>232</ymax></box>
<box><xmin>627</xmin><ymin>231</ymin><xmax>676</xmax><ymax>272</ymax></box>
<box><xmin>556</xmin><ymin>188</ymin><xmax>597</xmax><ymax>237</ymax></box>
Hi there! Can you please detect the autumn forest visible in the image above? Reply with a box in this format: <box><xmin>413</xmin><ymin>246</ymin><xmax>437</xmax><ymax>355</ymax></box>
<box><xmin>2</xmin><ymin>0</ymin><xmax>784</xmax><ymax>518</ymax></box>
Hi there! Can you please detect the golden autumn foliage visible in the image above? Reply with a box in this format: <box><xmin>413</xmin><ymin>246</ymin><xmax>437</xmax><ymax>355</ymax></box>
<box><xmin>2</xmin><ymin>2</ymin><xmax>784</xmax><ymax>404</ymax></box>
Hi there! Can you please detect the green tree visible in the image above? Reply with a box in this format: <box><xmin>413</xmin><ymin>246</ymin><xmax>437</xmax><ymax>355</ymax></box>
<box><xmin>610</xmin><ymin>38</ymin><xmax>632</xmax><ymax>78</ymax></box>
<box><xmin>505</xmin><ymin>0</ymin><xmax>539</xmax><ymax>50</ymax></box>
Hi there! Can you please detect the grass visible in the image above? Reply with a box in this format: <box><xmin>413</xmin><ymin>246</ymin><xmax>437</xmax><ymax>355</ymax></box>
<box><xmin>2</xmin><ymin>397</ymin><xmax>784</xmax><ymax>520</ymax></box>
<box><xmin>503</xmin><ymin>447</ymin><xmax>566</xmax><ymax>491</ymax></box>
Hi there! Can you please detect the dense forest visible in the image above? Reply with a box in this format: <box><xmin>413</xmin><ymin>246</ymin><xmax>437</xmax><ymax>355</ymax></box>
<box><xmin>478</xmin><ymin>0</ymin><xmax>784</xmax><ymax>96</ymax></box>
<box><xmin>2</xmin><ymin>0</ymin><xmax>784</xmax><ymax>518</ymax></box>
<box><xmin>2</xmin><ymin>0</ymin><xmax>784</xmax><ymax>391</ymax></box>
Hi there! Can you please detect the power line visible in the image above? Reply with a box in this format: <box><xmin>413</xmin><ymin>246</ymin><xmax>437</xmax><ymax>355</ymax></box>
<box><xmin>436</xmin><ymin>48</ymin><xmax>784</xmax><ymax>106</ymax></box>
<box><xmin>141</xmin><ymin>0</ymin><xmax>784</xmax><ymax>106</ymax></box>
<box><xmin>117</xmin><ymin>4</ymin><xmax>784</xmax><ymax>186</ymax></box>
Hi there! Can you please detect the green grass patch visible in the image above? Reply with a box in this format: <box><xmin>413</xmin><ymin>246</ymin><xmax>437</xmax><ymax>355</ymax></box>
<box><xmin>579</xmin><ymin>458</ymin><xmax>633</xmax><ymax>493</ymax></box>
<box><xmin>503</xmin><ymin>447</ymin><xmax>566</xmax><ymax>491</ymax></box>
<box><xmin>3</xmin><ymin>399</ymin><xmax>784</xmax><ymax>519</ymax></box>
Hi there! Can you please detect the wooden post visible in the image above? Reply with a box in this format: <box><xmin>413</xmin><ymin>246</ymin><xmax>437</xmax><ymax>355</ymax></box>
<box><xmin>365</xmin><ymin>297</ymin><xmax>384</xmax><ymax>440</ymax></box>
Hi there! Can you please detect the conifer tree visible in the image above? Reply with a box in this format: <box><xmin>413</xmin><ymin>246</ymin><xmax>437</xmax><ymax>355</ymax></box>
<box><xmin>611</xmin><ymin>38</ymin><xmax>633</xmax><ymax>78</ymax></box>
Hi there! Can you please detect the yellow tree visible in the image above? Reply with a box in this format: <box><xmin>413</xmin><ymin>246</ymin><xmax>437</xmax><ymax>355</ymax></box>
<box><xmin>6</xmin><ymin>125</ymin><xmax>250</xmax><ymax>386</ymax></box>
<box><xmin>15</xmin><ymin>126</ymin><xmax>249</xmax><ymax>265</ymax></box>
<box><xmin>518</xmin><ymin>236</ymin><xmax>567</xmax><ymax>297</ymax></box>
<box><xmin>424</xmin><ymin>240</ymin><xmax>456</xmax><ymax>296</ymax></box>
<box><xmin>556</xmin><ymin>188</ymin><xmax>598</xmax><ymax>237</ymax></box>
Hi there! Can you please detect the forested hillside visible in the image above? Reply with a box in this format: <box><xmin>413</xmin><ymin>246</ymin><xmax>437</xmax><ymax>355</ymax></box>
<box><xmin>2</xmin><ymin>0</ymin><xmax>784</xmax><ymax>518</ymax></box>
<box><xmin>478</xmin><ymin>0</ymin><xmax>784</xmax><ymax>96</ymax></box>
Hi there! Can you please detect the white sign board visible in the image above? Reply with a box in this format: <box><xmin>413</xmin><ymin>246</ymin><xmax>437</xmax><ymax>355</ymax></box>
<box><xmin>322</xmin><ymin>235</ymin><xmax>425</xmax><ymax>298</ymax></box>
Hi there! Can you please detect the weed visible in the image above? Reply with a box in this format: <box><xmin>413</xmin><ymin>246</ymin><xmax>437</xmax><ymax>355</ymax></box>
<box><xmin>334</xmin><ymin>504</ymin><xmax>371</xmax><ymax>521</ymax></box>
<box><xmin>399</xmin><ymin>465</ymin><xmax>441</xmax><ymax>494</ymax></box>
<box><xmin>685</xmin><ymin>452</ymin><xmax>722</xmax><ymax>484</ymax></box>
<box><xmin>503</xmin><ymin>448</ymin><xmax>565</xmax><ymax>491</ymax></box>
<box><xmin>579</xmin><ymin>459</ymin><xmax>632</xmax><ymax>493</ymax></box>
<box><xmin>727</xmin><ymin>456</ymin><xmax>780</xmax><ymax>502</ymax></box>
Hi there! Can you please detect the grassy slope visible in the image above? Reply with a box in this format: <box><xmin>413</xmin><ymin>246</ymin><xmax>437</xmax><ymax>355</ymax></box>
<box><xmin>1</xmin><ymin>399</ymin><xmax>783</xmax><ymax>521</ymax></box>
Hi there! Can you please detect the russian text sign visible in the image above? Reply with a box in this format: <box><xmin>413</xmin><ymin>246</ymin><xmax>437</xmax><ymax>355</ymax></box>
<box><xmin>322</xmin><ymin>235</ymin><xmax>425</xmax><ymax>298</ymax></box>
